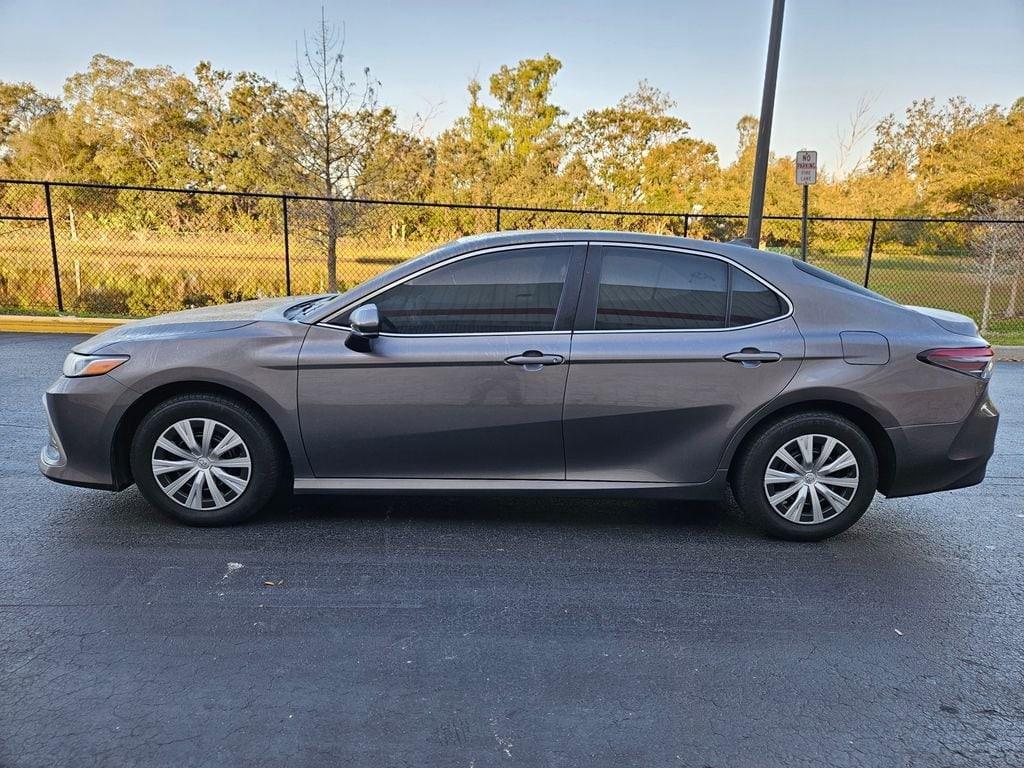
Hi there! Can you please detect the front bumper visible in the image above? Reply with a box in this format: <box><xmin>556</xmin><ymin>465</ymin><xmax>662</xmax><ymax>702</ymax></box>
<box><xmin>883</xmin><ymin>392</ymin><xmax>999</xmax><ymax>498</ymax></box>
<box><xmin>38</xmin><ymin>373</ymin><xmax>135</xmax><ymax>490</ymax></box>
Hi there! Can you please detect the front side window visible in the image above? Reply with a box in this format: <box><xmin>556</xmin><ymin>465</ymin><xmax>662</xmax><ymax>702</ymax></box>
<box><xmin>595</xmin><ymin>247</ymin><xmax>729</xmax><ymax>330</ymax></box>
<box><xmin>350</xmin><ymin>246</ymin><xmax>571</xmax><ymax>335</ymax></box>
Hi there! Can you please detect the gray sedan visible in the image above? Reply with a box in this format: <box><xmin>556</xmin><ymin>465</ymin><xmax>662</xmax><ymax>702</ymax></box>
<box><xmin>40</xmin><ymin>231</ymin><xmax>999</xmax><ymax>540</ymax></box>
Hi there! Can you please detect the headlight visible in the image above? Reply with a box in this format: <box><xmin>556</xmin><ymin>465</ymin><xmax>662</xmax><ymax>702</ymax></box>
<box><xmin>62</xmin><ymin>353</ymin><xmax>129</xmax><ymax>378</ymax></box>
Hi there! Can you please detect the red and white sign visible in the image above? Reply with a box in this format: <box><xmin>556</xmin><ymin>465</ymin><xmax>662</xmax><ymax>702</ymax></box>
<box><xmin>795</xmin><ymin>150</ymin><xmax>818</xmax><ymax>185</ymax></box>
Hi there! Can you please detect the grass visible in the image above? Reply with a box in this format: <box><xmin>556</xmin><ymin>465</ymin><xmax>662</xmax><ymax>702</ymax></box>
<box><xmin>2</xmin><ymin>226</ymin><xmax>1023</xmax><ymax>344</ymax></box>
<box><xmin>0</xmin><ymin>227</ymin><xmax>446</xmax><ymax>317</ymax></box>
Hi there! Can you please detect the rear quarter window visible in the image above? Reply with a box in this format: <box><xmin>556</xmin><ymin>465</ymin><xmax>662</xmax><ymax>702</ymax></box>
<box><xmin>728</xmin><ymin>267</ymin><xmax>785</xmax><ymax>326</ymax></box>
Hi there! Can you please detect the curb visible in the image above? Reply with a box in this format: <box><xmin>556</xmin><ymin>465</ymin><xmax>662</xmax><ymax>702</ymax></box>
<box><xmin>995</xmin><ymin>346</ymin><xmax>1024</xmax><ymax>362</ymax></box>
<box><xmin>0</xmin><ymin>315</ymin><xmax>128</xmax><ymax>334</ymax></box>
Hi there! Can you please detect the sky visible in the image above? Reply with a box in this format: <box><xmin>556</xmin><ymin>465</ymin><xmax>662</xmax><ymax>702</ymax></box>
<box><xmin>0</xmin><ymin>0</ymin><xmax>1021</xmax><ymax>172</ymax></box>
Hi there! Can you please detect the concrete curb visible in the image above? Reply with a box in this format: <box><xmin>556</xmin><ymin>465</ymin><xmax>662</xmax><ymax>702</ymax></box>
<box><xmin>995</xmin><ymin>346</ymin><xmax>1024</xmax><ymax>362</ymax></box>
<box><xmin>2</xmin><ymin>314</ymin><xmax>1023</xmax><ymax>361</ymax></box>
<box><xmin>0</xmin><ymin>314</ymin><xmax>128</xmax><ymax>334</ymax></box>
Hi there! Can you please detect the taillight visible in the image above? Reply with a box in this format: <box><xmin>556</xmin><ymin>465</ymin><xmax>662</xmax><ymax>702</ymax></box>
<box><xmin>918</xmin><ymin>347</ymin><xmax>993</xmax><ymax>379</ymax></box>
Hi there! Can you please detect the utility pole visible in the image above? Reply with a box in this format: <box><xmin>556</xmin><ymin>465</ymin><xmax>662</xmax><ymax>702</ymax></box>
<box><xmin>745</xmin><ymin>0</ymin><xmax>786</xmax><ymax>247</ymax></box>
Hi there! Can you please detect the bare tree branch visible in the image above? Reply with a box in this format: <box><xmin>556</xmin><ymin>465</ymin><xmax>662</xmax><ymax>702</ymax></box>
<box><xmin>283</xmin><ymin>9</ymin><xmax>388</xmax><ymax>290</ymax></box>
<box><xmin>834</xmin><ymin>93</ymin><xmax>878</xmax><ymax>179</ymax></box>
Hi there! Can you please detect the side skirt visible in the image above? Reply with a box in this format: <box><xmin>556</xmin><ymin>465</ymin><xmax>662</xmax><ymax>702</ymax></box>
<box><xmin>293</xmin><ymin>471</ymin><xmax>729</xmax><ymax>500</ymax></box>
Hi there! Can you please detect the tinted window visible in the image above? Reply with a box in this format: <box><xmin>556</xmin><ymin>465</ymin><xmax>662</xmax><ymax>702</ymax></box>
<box><xmin>728</xmin><ymin>267</ymin><xmax>784</xmax><ymax>326</ymax></box>
<box><xmin>353</xmin><ymin>246</ymin><xmax>570</xmax><ymax>334</ymax></box>
<box><xmin>595</xmin><ymin>247</ymin><xmax>728</xmax><ymax>330</ymax></box>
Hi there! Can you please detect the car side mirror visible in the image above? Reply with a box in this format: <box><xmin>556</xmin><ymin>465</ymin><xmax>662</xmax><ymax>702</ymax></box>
<box><xmin>345</xmin><ymin>303</ymin><xmax>379</xmax><ymax>351</ymax></box>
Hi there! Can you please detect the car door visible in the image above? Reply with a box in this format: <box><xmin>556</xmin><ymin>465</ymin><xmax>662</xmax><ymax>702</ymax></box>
<box><xmin>298</xmin><ymin>243</ymin><xmax>586</xmax><ymax>479</ymax></box>
<box><xmin>563</xmin><ymin>242</ymin><xmax>804</xmax><ymax>484</ymax></box>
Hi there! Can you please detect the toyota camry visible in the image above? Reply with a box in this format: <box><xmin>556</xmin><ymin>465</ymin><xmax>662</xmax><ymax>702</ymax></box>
<box><xmin>40</xmin><ymin>231</ymin><xmax>999</xmax><ymax>540</ymax></box>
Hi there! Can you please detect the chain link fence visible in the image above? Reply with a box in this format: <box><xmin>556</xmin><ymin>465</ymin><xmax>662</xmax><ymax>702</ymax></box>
<box><xmin>2</xmin><ymin>178</ymin><xmax>1023</xmax><ymax>343</ymax></box>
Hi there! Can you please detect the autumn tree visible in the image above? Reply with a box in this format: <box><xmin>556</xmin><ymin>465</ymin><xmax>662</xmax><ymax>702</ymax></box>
<box><xmin>194</xmin><ymin>63</ymin><xmax>295</xmax><ymax>192</ymax></box>
<box><xmin>1</xmin><ymin>47</ymin><xmax>1022</xmax><ymax>248</ymax></box>
<box><xmin>869</xmin><ymin>97</ymin><xmax>999</xmax><ymax>177</ymax></box>
<box><xmin>701</xmin><ymin>116</ymin><xmax>802</xmax><ymax>243</ymax></box>
<box><xmin>62</xmin><ymin>55</ymin><xmax>205</xmax><ymax>187</ymax></box>
<box><xmin>917</xmin><ymin>98</ymin><xmax>1024</xmax><ymax>212</ymax></box>
<box><xmin>0</xmin><ymin>83</ymin><xmax>59</xmax><ymax>159</ymax></box>
<box><xmin>432</xmin><ymin>55</ymin><xmax>566</xmax><ymax>210</ymax></box>
<box><xmin>570</xmin><ymin>83</ymin><xmax>690</xmax><ymax>205</ymax></box>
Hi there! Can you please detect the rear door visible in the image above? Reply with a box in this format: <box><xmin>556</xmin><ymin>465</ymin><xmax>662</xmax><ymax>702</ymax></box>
<box><xmin>298</xmin><ymin>243</ymin><xmax>586</xmax><ymax>479</ymax></box>
<box><xmin>563</xmin><ymin>243</ymin><xmax>804</xmax><ymax>484</ymax></box>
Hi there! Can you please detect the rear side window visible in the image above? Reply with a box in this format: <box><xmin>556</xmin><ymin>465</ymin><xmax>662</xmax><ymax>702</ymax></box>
<box><xmin>728</xmin><ymin>267</ymin><xmax>784</xmax><ymax>326</ymax></box>
<box><xmin>348</xmin><ymin>246</ymin><xmax>571</xmax><ymax>334</ymax></box>
<box><xmin>595</xmin><ymin>247</ymin><xmax>729</xmax><ymax>330</ymax></box>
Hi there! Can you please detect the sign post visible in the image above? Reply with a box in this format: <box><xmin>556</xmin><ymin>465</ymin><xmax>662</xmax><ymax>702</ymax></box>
<box><xmin>795</xmin><ymin>150</ymin><xmax>817</xmax><ymax>262</ymax></box>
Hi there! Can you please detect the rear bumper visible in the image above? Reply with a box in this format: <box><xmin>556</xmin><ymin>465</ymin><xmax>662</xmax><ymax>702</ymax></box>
<box><xmin>882</xmin><ymin>393</ymin><xmax>999</xmax><ymax>498</ymax></box>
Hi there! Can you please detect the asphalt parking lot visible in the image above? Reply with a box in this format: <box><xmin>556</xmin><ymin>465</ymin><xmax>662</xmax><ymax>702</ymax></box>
<box><xmin>1</xmin><ymin>332</ymin><xmax>1022</xmax><ymax>767</ymax></box>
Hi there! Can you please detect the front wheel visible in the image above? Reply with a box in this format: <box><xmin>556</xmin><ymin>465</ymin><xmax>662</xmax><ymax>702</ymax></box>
<box><xmin>130</xmin><ymin>393</ymin><xmax>287</xmax><ymax>526</ymax></box>
<box><xmin>732</xmin><ymin>412</ymin><xmax>878</xmax><ymax>541</ymax></box>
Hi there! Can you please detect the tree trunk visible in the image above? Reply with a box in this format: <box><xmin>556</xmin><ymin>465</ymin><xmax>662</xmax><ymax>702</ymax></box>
<box><xmin>326</xmin><ymin>201</ymin><xmax>338</xmax><ymax>293</ymax></box>
<box><xmin>1006</xmin><ymin>269</ymin><xmax>1019</xmax><ymax>318</ymax></box>
<box><xmin>981</xmin><ymin>243</ymin><xmax>998</xmax><ymax>334</ymax></box>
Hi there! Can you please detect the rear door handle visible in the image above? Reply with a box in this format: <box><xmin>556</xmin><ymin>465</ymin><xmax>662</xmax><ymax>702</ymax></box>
<box><xmin>724</xmin><ymin>348</ymin><xmax>782</xmax><ymax>366</ymax></box>
<box><xmin>505</xmin><ymin>350</ymin><xmax>564</xmax><ymax>368</ymax></box>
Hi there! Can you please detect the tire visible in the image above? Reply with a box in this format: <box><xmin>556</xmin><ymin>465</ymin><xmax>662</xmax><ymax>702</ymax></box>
<box><xmin>130</xmin><ymin>393</ymin><xmax>287</xmax><ymax>526</ymax></box>
<box><xmin>732</xmin><ymin>411</ymin><xmax>878</xmax><ymax>542</ymax></box>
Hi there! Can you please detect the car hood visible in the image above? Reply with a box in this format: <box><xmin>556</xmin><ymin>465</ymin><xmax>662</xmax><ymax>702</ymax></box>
<box><xmin>73</xmin><ymin>295</ymin><xmax>315</xmax><ymax>354</ymax></box>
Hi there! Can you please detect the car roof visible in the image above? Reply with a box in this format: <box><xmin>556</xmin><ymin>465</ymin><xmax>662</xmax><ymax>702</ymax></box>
<box><xmin>453</xmin><ymin>229</ymin><xmax>764</xmax><ymax>261</ymax></box>
<box><xmin>301</xmin><ymin>229</ymin><xmax>796</xmax><ymax>324</ymax></box>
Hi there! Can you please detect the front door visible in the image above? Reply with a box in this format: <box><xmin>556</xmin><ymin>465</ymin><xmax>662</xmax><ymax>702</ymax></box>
<box><xmin>298</xmin><ymin>243</ymin><xmax>585</xmax><ymax>479</ymax></box>
<box><xmin>563</xmin><ymin>243</ymin><xmax>804</xmax><ymax>484</ymax></box>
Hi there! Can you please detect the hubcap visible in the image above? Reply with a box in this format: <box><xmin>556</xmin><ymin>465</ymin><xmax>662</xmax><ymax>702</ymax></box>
<box><xmin>151</xmin><ymin>418</ymin><xmax>251</xmax><ymax>511</ymax></box>
<box><xmin>763</xmin><ymin>434</ymin><xmax>859</xmax><ymax>525</ymax></box>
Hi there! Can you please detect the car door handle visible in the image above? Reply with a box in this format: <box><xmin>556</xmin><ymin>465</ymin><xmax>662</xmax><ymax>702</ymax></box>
<box><xmin>505</xmin><ymin>351</ymin><xmax>564</xmax><ymax>367</ymax></box>
<box><xmin>724</xmin><ymin>348</ymin><xmax>782</xmax><ymax>365</ymax></box>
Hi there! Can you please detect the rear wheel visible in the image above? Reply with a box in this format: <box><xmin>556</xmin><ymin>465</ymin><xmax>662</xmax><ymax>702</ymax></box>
<box><xmin>130</xmin><ymin>393</ymin><xmax>287</xmax><ymax>525</ymax></box>
<box><xmin>732</xmin><ymin>412</ymin><xmax>878</xmax><ymax>541</ymax></box>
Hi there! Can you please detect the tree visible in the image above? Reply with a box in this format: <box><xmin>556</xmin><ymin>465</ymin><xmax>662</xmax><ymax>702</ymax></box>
<box><xmin>701</xmin><ymin>116</ymin><xmax>802</xmax><ymax>242</ymax></box>
<box><xmin>0</xmin><ymin>105</ymin><xmax>94</xmax><ymax>181</ymax></box>
<box><xmin>832</xmin><ymin>93</ymin><xmax>877</xmax><ymax>179</ymax></box>
<box><xmin>970</xmin><ymin>201</ymin><xmax>1024</xmax><ymax>332</ymax></box>
<box><xmin>194</xmin><ymin>62</ymin><xmax>295</xmax><ymax>193</ymax></box>
<box><xmin>639</xmin><ymin>137</ymin><xmax>719</xmax><ymax>215</ymax></box>
<box><xmin>279</xmin><ymin>10</ymin><xmax>393</xmax><ymax>291</ymax></box>
<box><xmin>3</xmin><ymin>53</ymin><xmax>1024</xmax><ymax>251</ymax></box>
<box><xmin>432</xmin><ymin>55</ymin><xmax>566</xmax><ymax>210</ymax></box>
<box><xmin>0</xmin><ymin>82</ymin><xmax>59</xmax><ymax>159</ymax></box>
<box><xmin>568</xmin><ymin>82</ymin><xmax>694</xmax><ymax>207</ymax></box>
<box><xmin>869</xmin><ymin>96</ymin><xmax>998</xmax><ymax>178</ymax></box>
<box><xmin>62</xmin><ymin>54</ymin><xmax>205</xmax><ymax>186</ymax></box>
<box><xmin>916</xmin><ymin>100</ymin><xmax>1024</xmax><ymax>211</ymax></box>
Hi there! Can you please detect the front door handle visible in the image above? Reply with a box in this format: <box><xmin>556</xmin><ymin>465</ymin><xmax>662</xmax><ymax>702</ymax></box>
<box><xmin>724</xmin><ymin>348</ymin><xmax>782</xmax><ymax>366</ymax></box>
<box><xmin>505</xmin><ymin>350</ymin><xmax>564</xmax><ymax>369</ymax></box>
